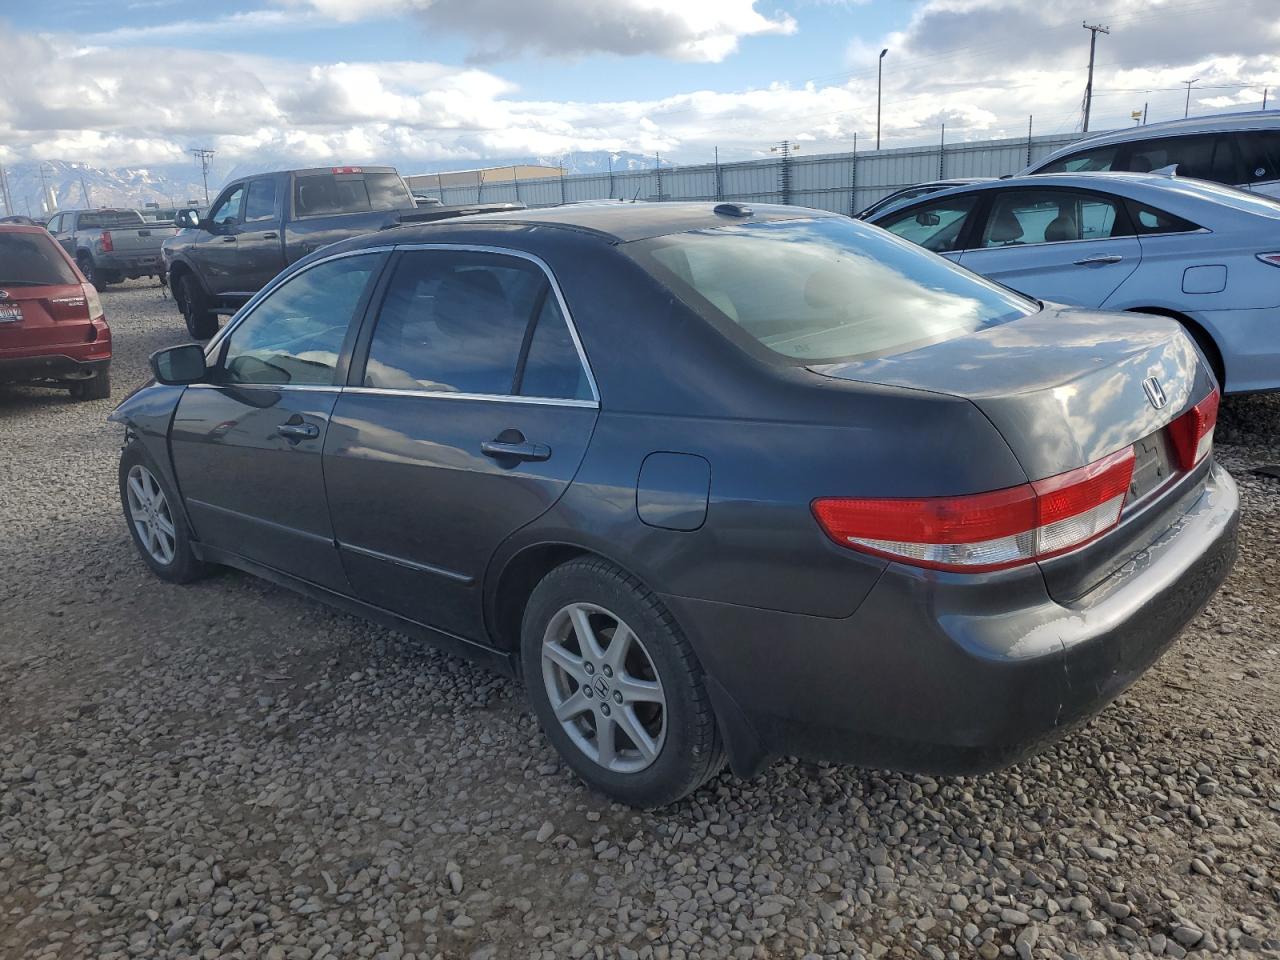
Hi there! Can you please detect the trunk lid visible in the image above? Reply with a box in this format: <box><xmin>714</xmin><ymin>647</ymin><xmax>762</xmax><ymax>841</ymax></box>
<box><xmin>810</xmin><ymin>305</ymin><xmax>1215</xmax><ymax>599</ymax></box>
<box><xmin>0</xmin><ymin>283</ymin><xmax>95</xmax><ymax>350</ymax></box>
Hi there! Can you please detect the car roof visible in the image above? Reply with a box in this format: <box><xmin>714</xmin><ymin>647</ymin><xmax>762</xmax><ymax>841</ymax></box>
<box><xmin>1031</xmin><ymin>110</ymin><xmax>1280</xmax><ymax>164</ymax></box>
<box><xmin>361</xmin><ymin>200</ymin><xmax>842</xmax><ymax>245</ymax></box>
<box><xmin>0</xmin><ymin>223</ymin><xmax>48</xmax><ymax>235</ymax></box>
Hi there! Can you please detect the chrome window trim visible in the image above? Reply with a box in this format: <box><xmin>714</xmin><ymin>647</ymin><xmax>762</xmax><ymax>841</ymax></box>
<box><xmin>187</xmin><ymin>382</ymin><xmax>342</xmax><ymax>393</ymax></box>
<box><xmin>202</xmin><ymin>242</ymin><xmax>601</xmax><ymax>408</ymax></box>
<box><xmin>386</xmin><ymin>242</ymin><xmax>601</xmax><ymax>405</ymax></box>
<box><xmin>343</xmin><ymin>386</ymin><xmax>597</xmax><ymax>408</ymax></box>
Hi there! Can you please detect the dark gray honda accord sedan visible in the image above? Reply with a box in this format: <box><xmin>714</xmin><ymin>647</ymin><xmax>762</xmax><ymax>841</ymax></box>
<box><xmin>111</xmin><ymin>202</ymin><xmax>1239</xmax><ymax>807</ymax></box>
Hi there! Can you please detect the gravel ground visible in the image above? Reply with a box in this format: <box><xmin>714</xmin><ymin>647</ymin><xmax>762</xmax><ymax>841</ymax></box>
<box><xmin>1</xmin><ymin>280</ymin><xmax>1278</xmax><ymax>960</ymax></box>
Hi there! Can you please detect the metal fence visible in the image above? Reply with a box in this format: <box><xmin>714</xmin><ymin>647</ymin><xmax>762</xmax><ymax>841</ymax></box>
<box><xmin>423</xmin><ymin>131</ymin><xmax>1087</xmax><ymax>216</ymax></box>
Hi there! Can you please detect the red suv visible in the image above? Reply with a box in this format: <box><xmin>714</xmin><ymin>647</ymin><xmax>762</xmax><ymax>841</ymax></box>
<box><xmin>0</xmin><ymin>224</ymin><xmax>111</xmax><ymax>400</ymax></box>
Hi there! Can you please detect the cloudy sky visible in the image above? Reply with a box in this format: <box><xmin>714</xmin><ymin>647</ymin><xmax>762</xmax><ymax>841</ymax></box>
<box><xmin>0</xmin><ymin>0</ymin><xmax>1275</xmax><ymax>173</ymax></box>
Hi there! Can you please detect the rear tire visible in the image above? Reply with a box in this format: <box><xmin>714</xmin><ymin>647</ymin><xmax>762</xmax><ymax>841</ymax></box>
<box><xmin>119</xmin><ymin>442</ymin><xmax>211</xmax><ymax>584</ymax></box>
<box><xmin>70</xmin><ymin>366</ymin><xmax>111</xmax><ymax>401</ymax></box>
<box><xmin>77</xmin><ymin>255</ymin><xmax>107</xmax><ymax>291</ymax></box>
<box><xmin>521</xmin><ymin>557</ymin><xmax>725</xmax><ymax>808</ymax></box>
<box><xmin>179</xmin><ymin>273</ymin><xmax>219</xmax><ymax>340</ymax></box>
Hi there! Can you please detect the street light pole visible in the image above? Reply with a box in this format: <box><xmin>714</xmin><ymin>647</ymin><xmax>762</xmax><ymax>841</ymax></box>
<box><xmin>876</xmin><ymin>48</ymin><xmax>888</xmax><ymax>150</ymax></box>
<box><xmin>1183</xmin><ymin>78</ymin><xmax>1199</xmax><ymax>118</ymax></box>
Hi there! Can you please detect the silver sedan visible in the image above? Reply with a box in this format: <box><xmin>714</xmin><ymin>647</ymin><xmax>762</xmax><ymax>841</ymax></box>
<box><xmin>867</xmin><ymin>172</ymin><xmax>1280</xmax><ymax>394</ymax></box>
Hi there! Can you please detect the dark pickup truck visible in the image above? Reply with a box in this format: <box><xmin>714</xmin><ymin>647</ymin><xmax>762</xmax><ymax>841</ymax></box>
<box><xmin>163</xmin><ymin>166</ymin><xmax>521</xmax><ymax>338</ymax></box>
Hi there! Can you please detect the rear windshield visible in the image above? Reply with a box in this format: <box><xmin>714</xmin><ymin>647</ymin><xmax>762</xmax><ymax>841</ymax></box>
<box><xmin>0</xmin><ymin>232</ymin><xmax>79</xmax><ymax>285</ymax></box>
<box><xmin>77</xmin><ymin>210</ymin><xmax>144</xmax><ymax>229</ymax></box>
<box><xmin>293</xmin><ymin>172</ymin><xmax>412</xmax><ymax>218</ymax></box>
<box><xmin>626</xmin><ymin>217</ymin><xmax>1035</xmax><ymax>364</ymax></box>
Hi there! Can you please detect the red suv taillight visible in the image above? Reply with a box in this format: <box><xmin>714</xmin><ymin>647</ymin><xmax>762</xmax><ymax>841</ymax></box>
<box><xmin>812</xmin><ymin>446</ymin><xmax>1136</xmax><ymax>573</ymax></box>
<box><xmin>100</xmin><ymin>230</ymin><xmax>114</xmax><ymax>253</ymax></box>
<box><xmin>1167</xmin><ymin>387</ymin><xmax>1219</xmax><ymax>471</ymax></box>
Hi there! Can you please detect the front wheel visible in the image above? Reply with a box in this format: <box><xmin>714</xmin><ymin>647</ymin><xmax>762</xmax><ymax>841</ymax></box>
<box><xmin>119</xmin><ymin>444</ymin><xmax>211</xmax><ymax>584</ymax></box>
<box><xmin>178</xmin><ymin>273</ymin><xmax>219</xmax><ymax>340</ymax></box>
<box><xmin>521</xmin><ymin>557</ymin><xmax>725</xmax><ymax>807</ymax></box>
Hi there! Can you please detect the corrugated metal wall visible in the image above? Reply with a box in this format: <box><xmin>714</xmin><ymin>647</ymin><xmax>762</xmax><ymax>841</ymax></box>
<box><xmin>426</xmin><ymin>131</ymin><xmax>1087</xmax><ymax>215</ymax></box>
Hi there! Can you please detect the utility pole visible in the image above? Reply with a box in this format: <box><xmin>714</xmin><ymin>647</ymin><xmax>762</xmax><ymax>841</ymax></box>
<box><xmin>849</xmin><ymin>131</ymin><xmax>857</xmax><ymax>216</ymax></box>
<box><xmin>1143</xmin><ymin>102</ymin><xmax>1149</xmax><ymax>125</ymax></box>
<box><xmin>0</xmin><ymin>163</ymin><xmax>12</xmax><ymax>217</ymax></box>
<box><xmin>654</xmin><ymin>152</ymin><xmax>662</xmax><ymax>201</ymax></box>
<box><xmin>1182</xmin><ymin>78</ymin><xmax>1199</xmax><ymax>118</ymax></box>
<box><xmin>1025</xmin><ymin>115</ymin><xmax>1033</xmax><ymax>167</ymax></box>
<box><xmin>771</xmin><ymin>140</ymin><xmax>797</xmax><ymax>205</ymax></box>
<box><xmin>79</xmin><ymin>174</ymin><xmax>91</xmax><ymax>208</ymax></box>
<box><xmin>876</xmin><ymin>49</ymin><xmax>888</xmax><ymax>150</ymax></box>
<box><xmin>1263</xmin><ymin>87</ymin><xmax>1269</xmax><ymax>110</ymax></box>
<box><xmin>1081</xmin><ymin>22</ymin><xmax>1110</xmax><ymax>133</ymax></box>
<box><xmin>38</xmin><ymin>161</ymin><xmax>53</xmax><ymax>214</ymax></box>
<box><xmin>938</xmin><ymin>124</ymin><xmax>946</xmax><ymax>179</ymax></box>
<box><xmin>190</xmin><ymin>148</ymin><xmax>215</xmax><ymax>204</ymax></box>
<box><xmin>713</xmin><ymin>147</ymin><xmax>722</xmax><ymax>201</ymax></box>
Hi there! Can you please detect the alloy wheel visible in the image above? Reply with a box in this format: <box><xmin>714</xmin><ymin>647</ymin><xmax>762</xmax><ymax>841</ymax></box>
<box><xmin>125</xmin><ymin>464</ymin><xmax>177</xmax><ymax>566</ymax></box>
<box><xmin>540</xmin><ymin>602</ymin><xmax>667</xmax><ymax>774</ymax></box>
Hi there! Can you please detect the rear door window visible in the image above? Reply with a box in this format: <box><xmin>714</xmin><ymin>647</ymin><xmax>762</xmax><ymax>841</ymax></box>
<box><xmin>1127</xmin><ymin>202</ymin><xmax>1201</xmax><ymax>235</ymax></box>
<box><xmin>0</xmin><ymin>231</ymin><xmax>79</xmax><ymax>285</ymax></box>
<box><xmin>1236</xmin><ymin>131</ymin><xmax>1280</xmax><ymax>184</ymax></box>
<box><xmin>219</xmin><ymin>253</ymin><xmax>381</xmax><ymax>386</ymax></box>
<box><xmin>293</xmin><ymin>172</ymin><xmax>411</xmax><ymax>217</ymax></box>
<box><xmin>877</xmin><ymin>196</ymin><xmax>977</xmax><ymax>253</ymax></box>
<box><xmin>1126</xmin><ymin>134</ymin><xmax>1239</xmax><ymax>183</ymax></box>
<box><xmin>978</xmin><ymin>190</ymin><xmax>1127</xmax><ymax>246</ymax></box>
<box><xmin>362</xmin><ymin>250</ymin><xmax>549</xmax><ymax>395</ymax></box>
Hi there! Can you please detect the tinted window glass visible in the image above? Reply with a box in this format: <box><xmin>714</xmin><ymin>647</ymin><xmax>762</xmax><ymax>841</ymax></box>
<box><xmin>364</xmin><ymin>251</ymin><xmax>545</xmax><ymax>394</ymax></box>
<box><xmin>210</xmin><ymin>187</ymin><xmax>244</xmax><ymax>227</ymax></box>
<box><xmin>1128</xmin><ymin>202</ymin><xmax>1200</xmax><ymax>235</ymax></box>
<box><xmin>244</xmin><ymin>179</ymin><xmax>278</xmax><ymax>221</ymax></box>
<box><xmin>293</xmin><ymin>173</ymin><xmax>410</xmax><ymax>217</ymax></box>
<box><xmin>46</xmin><ymin>214</ymin><xmax>62</xmax><ymax>233</ymax></box>
<box><xmin>1038</xmin><ymin>146</ymin><xmax>1119</xmax><ymax>174</ymax></box>
<box><xmin>877</xmin><ymin>196</ymin><xmax>976</xmax><ymax>252</ymax></box>
<box><xmin>1236</xmin><ymin>131</ymin><xmax>1280</xmax><ymax>183</ymax></box>
<box><xmin>1127</xmin><ymin>134</ymin><xmax>1238</xmax><ymax>183</ymax></box>
<box><xmin>220</xmin><ymin>254</ymin><xmax>378</xmax><ymax>386</ymax></box>
<box><xmin>365</xmin><ymin>173</ymin><xmax>413</xmax><ymax>211</ymax></box>
<box><xmin>979</xmin><ymin>190</ymin><xmax>1125</xmax><ymax>246</ymax></box>
<box><xmin>518</xmin><ymin>296</ymin><xmax>592</xmax><ymax>400</ymax></box>
<box><xmin>0</xmin><ymin>232</ymin><xmax>79</xmax><ymax>285</ymax></box>
<box><xmin>627</xmin><ymin>218</ymin><xmax>1034</xmax><ymax>364</ymax></box>
<box><xmin>77</xmin><ymin>210</ymin><xmax>145</xmax><ymax>229</ymax></box>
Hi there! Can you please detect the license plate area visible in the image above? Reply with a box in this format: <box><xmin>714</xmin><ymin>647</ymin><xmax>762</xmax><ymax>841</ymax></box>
<box><xmin>1128</xmin><ymin>431</ymin><xmax>1176</xmax><ymax>505</ymax></box>
<box><xmin>0</xmin><ymin>304</ymin><xmax>21</xmax><ymax>323</ymax></box>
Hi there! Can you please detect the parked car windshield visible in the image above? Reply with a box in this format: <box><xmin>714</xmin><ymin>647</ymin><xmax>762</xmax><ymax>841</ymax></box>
<box><xmin>626</xmin><ymin>217</ymin><xmax>1035</xmax><ymax>363</ymax></box>
<box><xmin>0</xmin><ymin>231</ymin><xmax>79</xmax><ymax>285</ymax></box>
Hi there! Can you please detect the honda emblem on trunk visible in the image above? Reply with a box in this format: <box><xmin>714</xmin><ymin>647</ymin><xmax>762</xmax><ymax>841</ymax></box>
<box><xmin>1142</xmin><ymin>376</ymin><xmax>1168</xmax><ymax>410</ymax></box>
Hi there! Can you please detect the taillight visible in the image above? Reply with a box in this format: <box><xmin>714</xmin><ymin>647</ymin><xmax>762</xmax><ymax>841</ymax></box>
<box><xmin>100</xmin><ymin>230</ymin><xmax>114</xmax><ymax>252</ymax></box>
<box><xmin>1257</xmin><ymin>253</ymin><xmax>1280</xmax><ymax>267</ymax></box>
<box><xmin>331</xmin><ymin>166</ymin><xmax>362</xmax><ymax>174</ymax></box>
<box><xmin>1167</xmin><ymin>388</ymin><xmax>1219</xmax><ymax>471</ymax></box>
<box><xmin>81</xmin><ymin>282</ymin><xmax>104</xmax><ymax>321</ymax></box>
<box><xmin>812</xmin><ymin>446</ymin><xmax>1136</xmax><ymax>572</ymax></box>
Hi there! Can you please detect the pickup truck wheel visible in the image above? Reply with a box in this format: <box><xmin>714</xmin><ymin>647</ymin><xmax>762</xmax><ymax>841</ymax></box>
<box><xmin>69</xmin><ymin>367</ymin><xmax>111</xmax><ymax>401</ymax></box>
<box><xmin>77</xmin><ymin>255</ymin><xmax>106</xmax><ymax>291</ymax></box>
<box><xmin>179</xmin><ymin>274</ymin><xmax>219</xmax><ymax>340</ymax></box>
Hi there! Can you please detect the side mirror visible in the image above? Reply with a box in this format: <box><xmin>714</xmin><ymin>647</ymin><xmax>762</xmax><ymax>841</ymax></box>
<box><xmin>150</xmin><ymin>344</ymin><xmax>208</xmax><ymax>385</ymax></box>
<box><xmin>175</xmin><ymin>208</ymin><xmax>202</xmax><ymax>230</ymax></box>
<box><xmin>915</xmin><ymin>211</ymin><xmax>941</xmax><ymax>227</ymax></box>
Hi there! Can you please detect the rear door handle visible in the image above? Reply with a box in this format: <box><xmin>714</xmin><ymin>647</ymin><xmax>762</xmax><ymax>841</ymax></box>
<box><xmin>481</xmin><ymin>439</ymin><xmax>551</xmax><ymax>462</ymax></box>
<box><xmin>221</xmin><ymin>236</ymin><xmax>237</xmax><ymax>243</ymax></box>
<box><xmin>262</xmin><ymin>232</ymin><xmax>279</xmax><ymax>240</ymax></box>
<box><xmin>277</xmin><ymin>421</ymin><xmax>319</xmax><ymax>440</ymax></box>
<box><xmin>1073</xmin><ymin>254</ymin><xmax>1123</xmax><ymax>265</ymax></box>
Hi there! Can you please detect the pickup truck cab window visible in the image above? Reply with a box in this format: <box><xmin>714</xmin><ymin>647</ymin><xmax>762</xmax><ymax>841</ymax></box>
<box><xmin>218</xmin><ymin>253</ymin><xmax>380</xmax><ymax>386</ymax></box>
<box><xmin>210</xmin><ymin>186</ymin><xmax>245</xmax><ymax>228</ymax></box>
<box><xmin>244</xmin><ymin>179</ymin><xmax>278</xmax><ymax>222</ymax></box>
<box><xmin>294</xmin><ymin>171</ymin><xmax>412</xmax><ymax>218</ymax></box>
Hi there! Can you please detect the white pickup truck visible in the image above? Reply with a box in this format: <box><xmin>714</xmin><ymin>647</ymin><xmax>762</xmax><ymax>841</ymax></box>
<box><xmin>45</xmin><ymin>208</ymin><xmax>179</xmax><ymax>290</ymax></box>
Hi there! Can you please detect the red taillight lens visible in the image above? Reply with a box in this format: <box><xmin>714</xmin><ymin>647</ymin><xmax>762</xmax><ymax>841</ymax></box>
<box><xmin>1167</xmin><ymin>388</ymin><xmax>1219</xmax><ymax>471</ymax></box>
<box><xmin>100</xmin><ymin>230</ymin><xmax>114</xmax><ymax>252</ymax></box>
<box><xmin>1257</xmin><ymin>253</ymin><xmax>1280</xmax><ymax>267</ymax></box>
<box><xmin>812</xmin><ymin>446</ymin><xmax>1136</xmax><ymax>572</ymax></box>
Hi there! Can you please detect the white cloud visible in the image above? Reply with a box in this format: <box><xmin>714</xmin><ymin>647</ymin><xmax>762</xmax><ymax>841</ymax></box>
<box><xmin>282</xmin><ymin>0</ymin><xmax>796</xmax><ymax>62</ymax></box>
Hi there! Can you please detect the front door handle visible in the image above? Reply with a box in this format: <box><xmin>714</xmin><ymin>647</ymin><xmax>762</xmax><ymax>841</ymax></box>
<box><xmin>262</xmin><ymin>232</ymin><xmax>279</xmax><ymax>240</ymax></box>
<box><xmin>481</xmin><ymin>438</ymin><xmax>551</xmax><ymax>462</ymax></box>
<box><xmin>221</xmin><ymin>236</ymin><xmax>237</xmax><ymax>243</ymax></box>
<box><xmin>1073</xmin><ymin>254</ymin><xmax>1123</xmax><ymax>266</ymax></box>
<box><xmin>277</xmin><ymin>421</ymin><xmax>319</xmax><ymax>441</ymax></box>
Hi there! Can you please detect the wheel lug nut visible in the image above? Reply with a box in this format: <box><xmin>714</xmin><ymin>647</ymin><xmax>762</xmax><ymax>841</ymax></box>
<box><xmin>584</xmin><ymin>662</ymin><xmax>594</xmax><ymax>674</ymax></box>
<box><xmin>602</xmin><ymin>666</ymin><xmax>613</xmax><ymax>678</ymax></box>
<box><xmin>583</xmin><ymin>686</ymin><xmax>593</xmax><ymax>698</ymax></box>
<box><xmin>601</xmin><ymin>704</ymin><xmax>610</xmax><ymax>716</ymax></box>
<box><xmin>613</xmin><ymin>691</ymin><xmax>622</xmax><ymax>704</ymax></box>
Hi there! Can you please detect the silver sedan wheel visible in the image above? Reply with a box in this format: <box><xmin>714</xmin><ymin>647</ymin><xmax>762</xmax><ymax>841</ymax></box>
<box><xmin>125</xmin><ymin>464</ymin><xmax>177</xmax><ymax>566</ymax></box>
<box><xmin>541</xmin><ymin>602</ymin><xmax>667</xmax><ymax>774</ymax></box>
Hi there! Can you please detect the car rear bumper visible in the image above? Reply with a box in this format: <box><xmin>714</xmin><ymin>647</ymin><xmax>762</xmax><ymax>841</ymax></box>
<box><xmin>667</xmin><ymin>462</ymin><xmax>1239</xmax><ymax>777</ymax></box>
<box><xmin>99</xmin><ymin>253</ymin><xmax>163</xmax><ymax>275</ymax></box>
<box><xmin>0</xmin><ymin>352</ymin><xmax>110</xmax><ymax>382</ymax></box>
